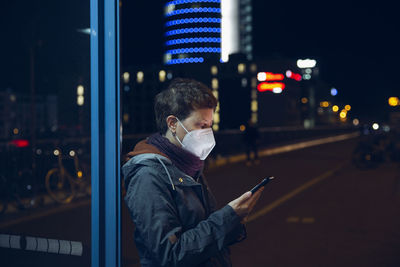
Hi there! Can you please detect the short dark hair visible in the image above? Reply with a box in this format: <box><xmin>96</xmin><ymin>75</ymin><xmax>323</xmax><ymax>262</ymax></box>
<box><xmin>154</xmin><ymin>78</ymin><xmax>217</xmax><ymax>134</ymax></box>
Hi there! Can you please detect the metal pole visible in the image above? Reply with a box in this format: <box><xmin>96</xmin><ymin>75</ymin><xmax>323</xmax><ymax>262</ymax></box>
<box><xmin>90</xmin><ymin>0</ymin><xmax>121</xmax><ymax>266</ymax></box>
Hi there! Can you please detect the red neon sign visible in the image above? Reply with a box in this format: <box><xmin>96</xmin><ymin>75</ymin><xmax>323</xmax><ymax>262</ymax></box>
<box><xmin>257</xmin><ymin>82</ymin><xmax>286</xmax><ymax>92</ymax></box>
<box><xmin>9</xmin><ymin>139</ymin><xmax>30</xmax><ymax>148</ymax></box>
<box><xmin>286</xmin><ymin>70</ymin><xmax>302</xmax><ymax>81</ymax></box>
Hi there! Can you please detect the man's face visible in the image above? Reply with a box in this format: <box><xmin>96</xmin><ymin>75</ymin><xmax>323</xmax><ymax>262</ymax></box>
<box><xmin>176</xmin><ymin>108</ymin><xmax>214</xmax><ymax>142</ymax></box>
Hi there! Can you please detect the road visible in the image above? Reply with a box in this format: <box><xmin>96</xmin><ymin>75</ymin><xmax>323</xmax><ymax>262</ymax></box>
<box><xmin>1</xmin><ymin>135</ymin><xmax>400</xmax><ymax>267</ymax></box>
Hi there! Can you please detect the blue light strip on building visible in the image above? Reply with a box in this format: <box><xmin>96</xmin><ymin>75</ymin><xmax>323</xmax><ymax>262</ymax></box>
<box><xmin>166</xmin><ymin>37</ymin><xmax>221</xmax><ymax>45</ymax></box>
<box><xmin>166</xmin><ymin>47</ymin><xmax>221</xmax><ymax>54</ymax></box>
<box><xmin>165</xmin><ymin>57</ymin><xmax>205</xmax><ymax>64</ymax></box>
<box><xmin>165</xmin><ymin>17</ymin><xmax>221</xmax><ymax>27</ymax></box>
<box><xmin>165</xmin><ymin>27</ymin><xmax>221</xmax><ymax>36</ymax></box>
<box><xmin>165</xmin><ymin>7</ymin><xmax>221</xmax><ymax>17</ymax></box>
<box><xmin>165</xmin><ymin>0</ymin><xmax>220</xmax><ymax>7</ymax></box>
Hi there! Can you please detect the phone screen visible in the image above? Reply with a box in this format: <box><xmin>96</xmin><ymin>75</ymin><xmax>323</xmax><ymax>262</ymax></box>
<box><xmin>250</xmin><ymin>176</ymin><xmax>274</xmax><ymax>194</ymax></box>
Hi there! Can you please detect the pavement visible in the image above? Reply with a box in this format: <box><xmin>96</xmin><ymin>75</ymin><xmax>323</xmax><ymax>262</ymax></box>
<box><xmin>2</xmin><ymin>131</ymin><xmax>400</xmax><ymax>267</ymax></box>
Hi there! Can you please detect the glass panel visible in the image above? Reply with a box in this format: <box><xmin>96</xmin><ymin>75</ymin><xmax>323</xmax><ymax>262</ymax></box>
<box><xmin>0</xmin><ymin>1</ymin><xmax>91</xmax><ymax>266</ymax></box>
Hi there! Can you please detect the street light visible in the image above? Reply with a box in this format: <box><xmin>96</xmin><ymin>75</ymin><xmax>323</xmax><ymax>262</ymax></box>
<box><xmin>297</xmin><ymin>59</ymin><xmax>317</xmax><ymax>69</ymax></box>
<box><xmin>388</xmin><ymin>97</ymin><xmax>399</xmax><ymax>106</ymax></box>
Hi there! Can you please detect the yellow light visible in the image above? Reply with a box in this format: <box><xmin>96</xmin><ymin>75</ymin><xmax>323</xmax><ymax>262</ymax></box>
<box><xmin>212</xmin><ymin>90</ymin><xmax>218</xmax><ymax>99</ymax></box>
<box><xmin>251</xmin><ymin>113</ymin><xmax>258</xmax><ymax>124</ymax></box>
<box><xmin>320</xmin><ymin>101</ymin><xmax>329</xmax><ymax>108</ymax></box>
<box><xmin>345</xmin><ymin>105</ymin><xmax>351</xmax><ymax>111</ymax></box>
<box><xmin>340</xmin><ymin>111</ymin><xmax>347</xmax><ymax>119</ymax></box>
<box><xmin>240</xmin><ymin>125</ymin><xmax>246</xmax><ymax>131</ymax></box>
<box><xmin>388</xmin><ymin>97</ymin><xmax>399</xmax><ymax>107</ymax></box>
<box><xmin>353</xmin><ymin>118</ymin><xmax>359</xmax><ymax>126</ymax></box>
<box><xmin>212</xmin><ymin>124</ymin><xmax>219</xmax><ymax>131</ymax></box>
<box><xmin>77</xmin><ymin>171</ymin><xmax>83</xmax><ymax>178</ymax></box>
<box><xmin>159</xmin><ymin>70</ymin><xmax>166</xmax><ymax>82</ymax></box>
<box><xmin>211</xmin><ymin>78</ymin><xmax>218</xmax><ymax>90</ymax></box>
<box><xmin>13</xmin><ymin>128</ymin><xmax>19</xmax><ymax>135</ymax></box>
<box><xmin>250</xmin><ymin>64</ymin><xmax>257</xmax><ymax>73</ymax></box>
<box><xmin>137</xmin><ymin>71</ymin><xmax>144</xmax><ymax>83</ymax></box>
<box><xmin>301</xmin><ymin>97</ymin><xmax>308</xmax><ymax>104</ymax></box>
<box><xmin>251</xmin><ymin>100</ymin><xmax>258</xmax><ymax>112</ymax></box>
<box><xmin>211</xmin><ymin>66</ymin><xmax>218</xmax><ymax>75</ymax></box>
<box><xmin>238</xmin><ymin>63</ymin><xmax>246</xmax><ymax>74</ymax></box>
<box><xmin>332</xmin><ymin>105</ymin><xmax>339</xmax><ymax>112</ymax></box>
<box><xmin>123</xmin><ymin>72</ymin><xmax>130</xmax><ymax>83</ymax></box>
<box><xmin>251</xmin><ymin>78</ymin><xmax>257</xmax><ymax>89</ymax></box>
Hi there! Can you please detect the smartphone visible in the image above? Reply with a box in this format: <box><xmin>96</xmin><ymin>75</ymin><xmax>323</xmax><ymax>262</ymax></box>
<box><xmin>250</xmin><ymin>176</ymin><xmax>274</xmax><ymax>194</ymax></box>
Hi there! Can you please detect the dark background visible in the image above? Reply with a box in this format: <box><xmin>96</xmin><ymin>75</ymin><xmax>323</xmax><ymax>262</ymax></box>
<box><xmin>1</xmin><ymin>0</ymin><xmax>399</xmax><ymax>123</ymax></box>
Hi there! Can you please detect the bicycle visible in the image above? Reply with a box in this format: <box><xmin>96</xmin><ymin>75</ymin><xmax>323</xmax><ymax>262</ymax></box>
<box><xmin>45</xmin><ymin>148</ymin><xmax>91</xmax><ymax>204</ymax></box>
<box><xmin>0</xmin><ymin>168</ymin><xmax>39</xmax><ymax>215</ymax></box>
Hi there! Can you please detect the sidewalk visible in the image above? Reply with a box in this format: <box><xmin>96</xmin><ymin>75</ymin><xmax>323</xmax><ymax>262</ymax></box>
<box><xmin>207</xmin><ymin>132</ymin><xmax>359</xmax><ymax>169</ymax></box>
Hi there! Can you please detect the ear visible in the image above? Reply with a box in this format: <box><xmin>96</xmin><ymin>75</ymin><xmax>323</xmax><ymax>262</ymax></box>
<box><xmin>166</xmin><ymin>115</ymin><xmax>178</xmax><ymax>134</ymax></box>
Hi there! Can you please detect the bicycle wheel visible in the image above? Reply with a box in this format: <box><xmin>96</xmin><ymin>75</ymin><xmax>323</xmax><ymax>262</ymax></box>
<box><xmin>45</xmin><ymin>168</ymin><xmax>75</xmax><ymax>204</ymax></box>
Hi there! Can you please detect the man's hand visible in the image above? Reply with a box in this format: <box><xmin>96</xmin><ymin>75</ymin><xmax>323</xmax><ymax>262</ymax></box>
<box><xmin>228</xmin><ymin>188</ymin><xmax>264</xmax><ymax>223</ymax></box>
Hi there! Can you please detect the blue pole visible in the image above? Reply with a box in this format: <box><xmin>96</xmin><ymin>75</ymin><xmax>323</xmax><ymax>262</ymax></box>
<box><xmin>91</xmin><ymin>0</ymin><xmax>121</xmax><ymax>266</ymax></box>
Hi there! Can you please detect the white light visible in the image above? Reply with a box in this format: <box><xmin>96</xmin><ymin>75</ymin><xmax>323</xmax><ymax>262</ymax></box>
<box><xmin>331</xmin><ymin>88</ymin><xmax>338</xmax><ymax>96</ymax></box>
<box><xmin>77</xmin><ymin>85</ymin><xmax>84</xmax><ymax>96</ymax></box>
<box><xmin>305</xmin><ymin>68</ymin><xmax>312</xmax><ymax>74</ymax></box>
<box><xmin>352</xmin><ymin>118</ymin><xmax>359</xmax><ymax>126</ymax></box>
<box><xmin>272</xmin><ymin>87</ymin><xmax>282</xmax><ymax>94</ymax></box>
<box><xmin>383</xmin><ymin>125</ymin><xmax>390</xmax><ymax>132</ymax></box>
<box><xmin>69</xmin><ymin>150</ymin><xmax>76</xmax><ymax>157</ymax></box>
<box><xmin>285</xmin><ymin>70</ymin><xmax>292</xmax><ymax>78</ymax></box>
<box><xmin>372</xmin><ymin>123</ymin><xmax>379</xmax><ymax>130</ymax></box>
<box><xmin>297</xmin><ymin>59</ymin><xmax>317</xmax><ymax>68</ymax></box>
<box><xmin>257</xmin><ymin>72</ymin><xmax>267</xmax><ymax>81</ymax></box>
<box><xmin>137</xmin><ymin>71</ymin><xmax>144</xmax><ymax>83</ymax></box>
<box><xmin>221</xmin><ymin>0</ymin><xmax>240</xmax><ymax>62</ymax></box>
<box><xmin>303</xmin><ymin>74</ymin><xmax>311</xmax><ymax>80</ymax></box>
<box><xmin>77</xmin><ymin>95</ymin><xmax>84</xmax><ymax>106</ymax></box>
<box><xmin>77</xmin><ymin>28</ymin><xmax>91</xmax><ymax>35</ymax></box>
<box><xmin>53</xmin><ymin>149</ymin><xmax>60</xmax><ymax>156</ymax></box>
<box><xmin>123</xmin><ymin>72</ymin><xmax>130</xmax><ymax>83</ymax></box>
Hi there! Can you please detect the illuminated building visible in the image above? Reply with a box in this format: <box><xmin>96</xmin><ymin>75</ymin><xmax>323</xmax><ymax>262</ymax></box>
<box><xmin>163</xmin><ymin>0</ymin><xmax>222</xmax><ymax>65</ymax></box>
<box><xmin>221</xmin><ymin>0</ymin><xmax>253</xmax><ymax>62</ymax></box>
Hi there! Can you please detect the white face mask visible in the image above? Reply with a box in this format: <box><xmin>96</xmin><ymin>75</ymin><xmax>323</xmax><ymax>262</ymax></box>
<box><xmin>174</xmin><ymin>118</ymin><xmax>216</xmax><ymax>160</ymax></box>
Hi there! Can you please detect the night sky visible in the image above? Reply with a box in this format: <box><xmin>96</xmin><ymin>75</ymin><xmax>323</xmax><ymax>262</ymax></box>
<box><xmin>121</xmin><ymin>0</ymin><xmax>400</xmax><ymax>122</ymax></box>
<box><xmin>1</xmin><ymin>0</ymin><xmax>399</xmax><ymax>124</ymax></box>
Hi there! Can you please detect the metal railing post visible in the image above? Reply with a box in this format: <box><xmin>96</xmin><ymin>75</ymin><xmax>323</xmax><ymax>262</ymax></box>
<box><xmin>90</xmin><ymin>0</ymin><xmax>121</xmax><ymax>266</ymax></box>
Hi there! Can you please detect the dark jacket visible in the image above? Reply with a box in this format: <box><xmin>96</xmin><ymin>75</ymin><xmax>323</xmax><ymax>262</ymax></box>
<box><xmin>122</xmin><ymin>152</ymin><xmax>246</xmax><ymax>267</ymax></box>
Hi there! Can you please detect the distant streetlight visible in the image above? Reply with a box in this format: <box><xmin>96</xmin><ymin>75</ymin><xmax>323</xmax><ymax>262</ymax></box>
<box><xmin>77</xmin><ymin>85</ymin><xmax>84</xmax><ymax>106</ymax></box>
<box><xmin>297</xmin><ymin>59</ymin><xmax>317</xmax><ymax>69</ymax></box>
<box><xmin>388</xmin><ymin>97</ymin><xmax>399</xmax><ymax>106</ymax></box>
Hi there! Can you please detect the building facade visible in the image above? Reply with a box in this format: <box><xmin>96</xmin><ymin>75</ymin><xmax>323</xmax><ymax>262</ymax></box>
<box><xmin>163</xmin><ymin>0</ymin><xmax>222</xmax><ymax>65</ymax></box>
